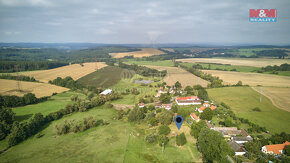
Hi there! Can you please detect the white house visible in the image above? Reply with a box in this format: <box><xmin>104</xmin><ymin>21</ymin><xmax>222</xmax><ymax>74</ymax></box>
<box><xmin>175</xmin><ymin>96</ymin><xmax>202</xmax><ymax>105</ymax></box>
<box><xmin>100</xmin><ymin>89</ymin><xmax>112</xmax><ymax>95</ymax></box>
<box><xmin>261</xmin><ymin>141</ymin><xmax>290</xmax><ymax>155</ymax></box>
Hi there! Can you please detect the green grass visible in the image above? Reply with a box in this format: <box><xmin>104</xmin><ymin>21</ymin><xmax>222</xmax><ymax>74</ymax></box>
<box><xmin>12</xmin><ymin>91</ymin><xmax>84</xmax><ymax>121</ymax></box>
<box><xmin>180</xmin><ymin>62</ymin><xmax>260</xmax><ymax>72</ymax></box>
<box><xmin>237</xmin><ymin>48</ymin><xmax>268</xmax><ymax>57</ymax></box>
<box><xmin>262</xmin><ymin>71</ymin><xmax>290</xmax><ymax>77</ymax></box>
<box><xmin>124</xmin><ymin>60</ymin><xmax>175</xmax><ymax>67</ymax></box>
<box><xmin>77</xmin><ymin>66</ymin><xmax>130</xmax><ymax>88</ymax></box>
<box><xmin>0</xmin><ymin>105</ymin><xmax>201</xmax><ymax>162</ymax></box>
<box><xmin>207</xmin><ymin>87</ymin><xmax>290</xmax><ymax>134</ymax></box>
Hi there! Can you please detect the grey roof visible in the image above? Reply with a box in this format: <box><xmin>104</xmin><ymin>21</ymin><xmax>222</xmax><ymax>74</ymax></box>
<box><xmin>228</xmin><ymin>142</ymin><xmax>246</xmax><ymax>152</ymax></box>
<box><xmin>232</xmin><ymin>137</ymin><xmax>253</xmax><ymax>142</ymax></box>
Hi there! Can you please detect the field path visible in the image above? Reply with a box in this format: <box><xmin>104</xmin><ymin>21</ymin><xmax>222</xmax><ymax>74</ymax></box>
<box><xmin>177</xmin><ymin>58</ymin><xmax>290</xmax><ymax>67</ymax></box>
<box><xmin>0</xmin><ymin>79</ymin><xmax>69</xmax><ymax>97</ymax></box>
<box><xmin>145</xmin><ymin>65</ymin><xmax>209</xmax><ymax>88</ymax></box>
<box><xmin>252</xmin><ymin>87</ymin><xmax>290</xmax><ymax>112</ymax></box>
<box><xmin>21</xmin><ymin>62</ymin><xmax>107</xmax><ymax>83</ymax></box>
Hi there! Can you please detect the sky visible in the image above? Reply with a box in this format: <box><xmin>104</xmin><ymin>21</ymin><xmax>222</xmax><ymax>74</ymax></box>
<box><xmin>0</xmin><ymin>0</ymin><xmax>290</xmax><ymax>45</ymax></box>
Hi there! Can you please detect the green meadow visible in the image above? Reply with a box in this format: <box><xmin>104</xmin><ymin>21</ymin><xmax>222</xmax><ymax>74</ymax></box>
<box><xmin>208</xmin><ymin>87</ymin><xmax>290</xmax><ymax>134</ymax></box>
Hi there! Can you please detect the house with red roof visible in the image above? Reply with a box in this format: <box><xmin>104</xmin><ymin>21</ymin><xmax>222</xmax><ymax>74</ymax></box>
<box><xmin>197</xmin><ymin>105</ymin><xmax>217</xmax><ymax>113</ymax></box>
<box><xmin>190</xmin><ymin>113</ymin><xmax>200</xmax><ymax>122</ymax></box>
<box><xmin>175</xmin><ymin>96</ymin><xmax>202</xmax><ymax>105</ymax></box>
<box><xmin>261</xmin><ymin>141</ymin><xmax>290</xmax><ymax>155</ymax></box>
<box><xmin>203</xmin><ymin>103</ymin><xmax>210</xmax><ymax>107</ymax></box>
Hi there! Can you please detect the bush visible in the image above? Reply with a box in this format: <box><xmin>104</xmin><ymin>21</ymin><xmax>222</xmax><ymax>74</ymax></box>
<box><xmin>145</xmin><ymin>134</ymin><xmax>157</xmax><ymax>144</ymax></box>
<box><xmin>252</xmin><ymin>107</ymin><xmax>261</xmax><ymax>112</ymax></box>
<box><xmin>156</xmin><ymin>110</ymin><xmax>173</xmax><ymax>125</ymax></box>
<box><xmin>158</xmin><ymin>135</ymin><xmax>169</xmax><ymax>147</ymax></box>
<box><xmin>158</xmin><ymin>125</ymin><xmax>171</xmax><ymax>135</ymax></box>
<box><xmin>149</xmin><ymin>118</ymin><xmax>158</xmax><ymax>126</ymax></box>
<box><xmin>176</xmin><ymin>132</ymin><xmax>187</xmax><ymax>146</ymax></box>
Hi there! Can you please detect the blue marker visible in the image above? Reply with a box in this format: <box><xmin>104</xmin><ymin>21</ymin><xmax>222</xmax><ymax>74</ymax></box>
<box><xmin>175</xmin><ymin>115</ymin><xmax>183</xmax><ymax>130</ymax></box>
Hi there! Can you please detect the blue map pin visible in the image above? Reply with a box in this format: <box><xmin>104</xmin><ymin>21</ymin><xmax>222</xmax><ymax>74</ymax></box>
<box><xmin>175</xmin><ymin>115</ymin><xmax>183</xmax><ymax>130</ymax></box>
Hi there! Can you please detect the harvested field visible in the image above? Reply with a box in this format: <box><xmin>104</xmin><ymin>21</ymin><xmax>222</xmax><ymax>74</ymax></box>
<box><xmin>145</xmin><ymin>65</ymin><xmax>209</xmax><ymax>87</ymax></box>
<box><xmin>0</xmin><ymin>79</ymin><xmax>69</xmax><ymax>98</ymax></box>
<box><xmin>202</xmin><ymin>70</ymin><xmax>290</xmax><ymax>87</ymax></box>
<box><xmin>21</xmin><ymin>62</ymin><xmax>106</xmax><ymax>83</ymax></box>
<box><xmin>177</xmin><ymin>58</ymin><xmax>290</xmax><ymax>67</ymax></box>
<box><xmin>109</xmin><ymin>48</ymin><xmax>165</xmax><ymax>58</ymax></box>
<box><xmin>252</xmin><ymin>87</ymin><xmax>290</xmax><ymax>112</ymax></box>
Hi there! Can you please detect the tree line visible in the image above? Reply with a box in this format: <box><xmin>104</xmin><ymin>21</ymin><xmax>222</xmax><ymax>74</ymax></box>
<box><xmin>0</xmin><ymin>74</ymin><xmax>38</xmax><ymax>82</ymax></box>
<box><xmin>118</xmin><ymin>62</ymin><xmax>167</xmax><ymax>77</ymax></box>
<box><xmin>2</xmin><ymin>91</ymin><xmax>121</xmax><ymax>146</ymax></box>
<box><xmin>255</xmin><ymin>50</ymin><xmax>288</xmax><ymax>59</ymax></box>
<box><xmin>0</xmin><ymin>93</ymin><xmax>49</xmax><ymax>108</ymax></box>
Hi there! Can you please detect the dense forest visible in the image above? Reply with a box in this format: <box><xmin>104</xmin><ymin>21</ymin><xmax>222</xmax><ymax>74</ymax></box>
<box><xmin>0</xmin><ymin>61</ymin><xmax>68</xmax><ymax>73</ymax></box>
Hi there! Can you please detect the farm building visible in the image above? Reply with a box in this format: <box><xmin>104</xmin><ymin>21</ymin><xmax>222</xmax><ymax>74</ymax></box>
<box><xmin>228</xmin><ymin>142</ymin><xmax>246</xmax><ymax>156</ymax></box>
<box><xmin>203</xmin><ymin>102</ymin><xmax>210</xmax><ymax>107</ymax></box>
<box><xmin>100</xmin><ymin>89</ymin><xmax>112</xmax><ymax>95</ymax></box>
<box><xmin>261</xmin><ymin>141</ymin><xmax>290</xmax><ymax>155</ymax></box>
<box><xmin>175</xmin><ymin>96</ymin><xmax>202</xmax><ymax>105</ymax></box>
<box><xmin>231</xmin><ymin>137</ymin><xmax>253</xmax><ymax>144</ymax></box>
<box><xmin>211</xmin><ymin>127</ymin><xmax>251</xmax><ymax>140</ymax></box>
<box><xmin>190</xmin><ymin>113</ymin><xmax>200</xmax><ymax>122</ymax></box>
<box><xmin>155</xmin><ymin>104</ymin><xmax>172</xmax><ymax>110</ymax></box>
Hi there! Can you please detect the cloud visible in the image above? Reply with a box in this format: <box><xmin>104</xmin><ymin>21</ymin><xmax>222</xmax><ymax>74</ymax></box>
<box><xmin>0</xmin><ymin>0</ymin><xmax>289</xmax><ymax>44</ymax></box>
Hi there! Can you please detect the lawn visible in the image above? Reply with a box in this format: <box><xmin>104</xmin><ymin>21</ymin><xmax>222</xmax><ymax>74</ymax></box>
<box><xmin>12</xmin><ymin>91</ymin><xmax>84</xmax><ymax>121</ymax></box>
<box><xmin>124</xmin><ymin>60</ymin><xmax>175</xmax><ymax>67</ymax></box>
<box><xmin>207</xmin><ymin>87</ymin><xmax>290</xmax><ymax>134</ymax></box>
<box><xmin>0</xmin><ymin>105</ymin><xmax>201</xmax><ymax>162</ymax></box>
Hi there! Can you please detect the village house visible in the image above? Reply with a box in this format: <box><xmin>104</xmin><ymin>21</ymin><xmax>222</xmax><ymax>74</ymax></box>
<box><xmin>190</xmin><ymin>113</ymin><xmax>200</xmax><ymax>122</ymax></box>
<box><xmin>203</xmin><ymin>102</ymin><xmax>210</xmax><ymax>107</ymax></box>
<box><xmin>138</xmin><ymin>103</ymin><xmax>145</xmax><ymax>108</ymax></box>
<box><xmin>100</xmin><ymin>89</ymin><xmax>112</xmax><ymax>95</ymax></box>
<box><xmin>155</xmin><ymin>104</ymin><xmax>172</xmax><ymax>110</ymax></box>
<box><xmin>261</xmin><ymin>141</ymin><xmax>290</xmax><ymax>155</ymax></box>
<box><xmin>197</xmin><ymin>104</ymin><xmax>217</xmax><ymax>113</ymax></box>
<box><xmin>175</xmin><ymin>96</ymin><xmax>202</xmax><ymax>105</ymax></box>
<box><xmin>228</xmin><ymin>141</ymin><xmax>247</xmax><ymax>156</ymax></box>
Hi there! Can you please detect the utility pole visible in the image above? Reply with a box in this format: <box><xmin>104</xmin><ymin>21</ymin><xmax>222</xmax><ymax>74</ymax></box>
<box><xmin>162</xmin><ymin>143</ymin><xmax>164</xmax><ymax>153</ymax></box>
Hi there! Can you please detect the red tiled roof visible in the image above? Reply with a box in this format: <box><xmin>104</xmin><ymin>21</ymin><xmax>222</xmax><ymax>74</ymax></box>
<box><xmin>210</xmin><ymin>105</ymin><xmax>217</xmax><ymax>110</ymax></box>
<box><xmin>138</xmin><ymin>103</ymin><xmax>145</xmax><ymax>106</ymax></box>
<box><xmin>203</xmin><ymin>103</ymin><xmax>210</xmax><ymax>106</ymax></box>
<box><xmin>199</xmin><ymin>106</ymin><xmax>206</xmax><ymax>111</ymax></box>
<box><xmin>190</xmin><ymin>113</ymin><xmax>199</xmax><ymax>120</ymax></box>
<box><xmin>176</xmin><ymin>96</ymin><xmax>198</xmax><ymax>101</ymax></box>
<box><xmin>265</xmin><ymin>141</ymin><xmax>290</xmax><ymax>155</ymax></box>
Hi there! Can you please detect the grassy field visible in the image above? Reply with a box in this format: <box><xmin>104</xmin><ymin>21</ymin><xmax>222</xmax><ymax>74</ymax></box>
<box><xmin>20</xmin><ymin>62</ymin><xmax>107</xmax><ymax>83</ymax></box>
<box><xmin>12</xmin><ymin>91</ymin><xmax>83</xmax><ymax>121</ymax></box>
<box><xmin>208</xmin><ymin>87</ymin><xmax>290</xmax><ymax>134</ymax></box>
<box><xmin>252</xmin><ymin>87</ymin><xmax>290</xmax><ymax>112</ymax></box>
<box><xmin>145</xmin><ymin>65</ymin><xmax>209</xmax><ymax>88</ymax></box>
<box><xmin>177</xmin><ymin>58</ymin><xmax>290</xmax><ymax>67</ymax></box>
<box><xmin>109</xmin><ymin>48</ymin><xmax>165</xmax><ymax>58</ymax></box>
<box><xmin>0</xmin><ymin>105</ymin><xmax>201</xmax><ymax>162</ymax></box>
<box><xmin>77</xmin><ymin>66</ymin><xmax>132</xmax><ymax>88</ymax></box>
<box><xmin>124</xmin><ymin>60</ymin><xmax>175</xmax><ymax>67</ymax></box>
<box><xmin>0</xmin><ymin>79</ymin><xmax>69</xmax><ymax>98</ymax></box>
<box><xmin>202</xmin><ymin>70</ymin><xmax>290</xmax><ymax>87</ymax></box>
<box><xmin>180</xmin><ymin>62</ymin><xmax>260</xmax><ymax>72</ymax></box>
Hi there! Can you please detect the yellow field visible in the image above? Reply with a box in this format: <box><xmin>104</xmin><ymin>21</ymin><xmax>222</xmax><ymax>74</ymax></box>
<box><xmin>177</xmin><ymin>58</ymin><xmax>290</xmax><ymax>67</ymax></box>
<box><xmin>161</xmin><ymin>48</ymin><xmax>175</xmax><ymax>52</ymax></box>
<box><xmin>21</xmin><ymin>62</ymin><xmax>106</xmax><ymax>83</ymax></box>
<box><xmin>109</xmin><ymin>48</ymin><xmax>165</xmax><ymax>58</ymax></box>
<box><xmin>0</xmin><ymin>79</ymin><xmax>69</xmax><ymax>98</ymax></box>
<box><xmin>202</xmin><ymin>70</ymin><xmax>290</xmax><ymax>87</ymax></box>
<box><xmin>145</xmin><ymin>65</ymin><xmax>209</xmax><ymax>87</ymax></box>
<box><xmin>252</xmin><ymin>87</ymin><xmax>290</xmax><ymax>112</ymax></box>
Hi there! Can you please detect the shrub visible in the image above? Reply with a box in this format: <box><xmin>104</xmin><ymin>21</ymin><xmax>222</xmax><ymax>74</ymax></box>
<box><xmin>145</xmin><ymin>134</ymin><xmax>157</xmax><ymax>144</ymax></box>
<box><xmin>252</xmin><ymin>107</ymin><xmax>261</xmax><ymax>112</ymax></box>
<box><xmin>176</xmin><ymin>132</ymin><xmax>187</xmax><ymax>146</ymax></box>
<box><xmin>149</xmin><ymin>118</ymin><xmax>158</xmax><ymax>126</ymax></box>
<box><xmin>158</xmin><ymin>135</ymin><xmax>169</xmax><ymax>147</ymax></box>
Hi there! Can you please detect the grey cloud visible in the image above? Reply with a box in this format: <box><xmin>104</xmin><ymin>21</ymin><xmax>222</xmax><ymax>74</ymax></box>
<box><xmin>0</xmin><ymin>0</ymin><xmax>289</xmax><ymax>45</ymax></box>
